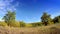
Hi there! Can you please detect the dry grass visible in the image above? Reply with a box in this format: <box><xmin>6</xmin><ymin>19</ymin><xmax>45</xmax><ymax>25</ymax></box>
<box><xmin>0</xmin><ymin>23</ymin><xmax>60</xmax><ymax>34</ymax></box>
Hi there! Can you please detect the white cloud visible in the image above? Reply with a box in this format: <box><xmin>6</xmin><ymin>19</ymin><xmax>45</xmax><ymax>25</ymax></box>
<box><xmin>45</xmin><ymin>8</ymin><xmax>60</xmax><ymax>18</ymax></box>
<box><xmin>0</xmin><ymin>0</ymin><xmax>19</xmax><ymax>21</ymax></box>
<box><xmin>0</xmin><ymin>0</ymin><xmax>17</xmax><ymax>11</ymax></box>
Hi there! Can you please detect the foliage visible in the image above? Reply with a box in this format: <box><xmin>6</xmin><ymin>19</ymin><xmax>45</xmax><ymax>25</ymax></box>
<box><xmin>9</xmin><ymin>21</ymin><xmax>20</xmax><ymax>27</ymax></box>
<box><xmin>53</xmin><ymin>16</ymin><xmax>60</xmax><ymax>23</ymax></box>
<box><xmin>0</xmin><ymin>22</ymin><xmax>7</xmax><ymax>26</ymax></box>
<box><xmin>3</xmin><ymin>11</ymin><xmax>16</xmax><ymax>26</ymax></box>
<box><xmin>41</xmin><ymin>12</ymin><xmax>52</xmax><ymax>26</ymax></box>
<box><xmin>31</xmin><ymin>22</ymin><xmax>42</xmax><ymax>27</ymax></box>
<box><xmin>19</xmin><ymin>21</ymin><xmax>26</xmax><ymax>27</ymax></box>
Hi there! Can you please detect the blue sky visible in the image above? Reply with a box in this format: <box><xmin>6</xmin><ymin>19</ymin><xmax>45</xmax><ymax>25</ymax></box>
<box><xmin>0</xmin><ymin>0</ymin><xmax>60</xmax><ymax>23</ymax></box>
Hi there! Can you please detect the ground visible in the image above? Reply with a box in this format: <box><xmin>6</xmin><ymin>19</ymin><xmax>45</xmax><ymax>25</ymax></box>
<box><xmin>0</xmin><ymin>23</ymin><xmax>60</xmax><ymax>34</ymax></box>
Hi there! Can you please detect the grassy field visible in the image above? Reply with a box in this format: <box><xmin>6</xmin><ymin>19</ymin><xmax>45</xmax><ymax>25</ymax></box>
<box><xmin>0</xmin><ymin>23</ymin><xmax>60</xmax><ymax>34</ymax></box>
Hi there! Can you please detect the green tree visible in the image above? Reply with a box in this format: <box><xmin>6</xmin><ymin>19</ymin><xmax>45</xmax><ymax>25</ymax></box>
<box><xmin>3</xmin><ymin>11</ymin><xmax>16</xmax><ymax>26</ymax></box>
<box><xmin>53</xmin><ymin>16</ymin><xmax>60</xmax><ymax>23</ymax></box>
<box><xmin>41</xmin><ymin>12</ymin><xmax>52</xmax><ymax>26</ymax></box>
<box><xmin>31</xmin><ymin>22</ymin><xmax>42</xmax><ymax>27</ymax></box>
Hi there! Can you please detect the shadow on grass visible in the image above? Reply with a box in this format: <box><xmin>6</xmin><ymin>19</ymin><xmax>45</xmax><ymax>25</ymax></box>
<box><xmin>50</xmin><ymin>27</ymin><xmax>60</xmax><ymax>34</ymax></box>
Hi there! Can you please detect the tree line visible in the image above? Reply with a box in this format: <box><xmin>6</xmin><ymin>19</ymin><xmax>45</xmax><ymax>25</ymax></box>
<box><xmin>0</xmin><ymin>11</ymin><xmax>60</xmax><ymax>27</ymax></box>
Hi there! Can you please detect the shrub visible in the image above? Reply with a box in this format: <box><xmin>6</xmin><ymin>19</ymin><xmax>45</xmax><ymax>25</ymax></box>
<box><xmin>31</xmin><ymin>22</ymin><xmax>43</xmax><ymax>27</ymax></box>
<box><xmin>9</xmin><ymin>21</ymin><xmax>20</xmax><ymax>27</ymax></box>
<box><xmin>19</xmin><ymin>21</ymin><xmax>26</xmax><ymax>27</ymax></box>
<box><xmin>0</xmin><ymin>22</ymin><xmax>7</xmax><ymax>26</ymax></box>
<box><xmin>48</xmin><ymin>22</ymin><xmax>54</xmax><ymax>25</ymax></box>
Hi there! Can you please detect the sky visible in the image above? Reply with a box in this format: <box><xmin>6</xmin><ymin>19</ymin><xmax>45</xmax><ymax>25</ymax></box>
<box><xmin>0</xmin><ymin>0</ymin><xmax>60</xmax><ymax>23</ymax></box>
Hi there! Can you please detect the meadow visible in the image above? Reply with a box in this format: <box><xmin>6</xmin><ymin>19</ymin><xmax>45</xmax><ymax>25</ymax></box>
<box><xmin>0</xmin><ymin>23</ymin><xmax>60</xmax><ymax>34</ymax></box>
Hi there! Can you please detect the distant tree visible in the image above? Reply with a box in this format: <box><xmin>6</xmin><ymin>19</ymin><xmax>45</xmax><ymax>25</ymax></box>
<box><xmin>41</xmin><ymin>12</ymin><xmax>52</xmax><ymax>26</ymax></box>
<box><xmin>53</xmin><ymin>16</ymin><xmax>60</xmax><ymax>23</ymax></box>
<box><xmin>3</xmin><ymin>11</ymin><xmax>16</xmax><ymax>26</ymax></box>
<box><xmin>31</xmin><ymin>23</ymin><xmax>36</xmax><ymax>27</ymax></box>
<box><xmin>31</xmin><ymin>22</ymin><xmax>42</xmax><ymax>27</ymax></box>
<box><xmin>19</xmin><ymin>21</ymin><xmax>26</xmax><ymax>27</ymax></box>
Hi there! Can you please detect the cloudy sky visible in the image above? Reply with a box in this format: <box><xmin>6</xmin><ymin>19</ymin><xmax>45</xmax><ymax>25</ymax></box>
<box><xmin>0</xmin><ymin>0</ymin><xmax>60</xmax><ymax>23</ymax></box>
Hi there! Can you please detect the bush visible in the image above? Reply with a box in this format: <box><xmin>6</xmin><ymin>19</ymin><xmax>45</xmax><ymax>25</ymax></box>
<box><xmin>48</xmin><ymin>22</ymin><xmax>54</xmax><ymax>25</ymax></box>
<box><xmin>0</xmin><ymin>22</ymin><xmax>7</xmax><ymax>26</ymax></box>
<box><xmin>9</xmin><ymin>21</ymin><xmax>20</xmax><ymax>27</ymax></box>
<box><xmin>31</xmin><ymin>22</ymin><xmax>43</xmax><ymax>27</ymax></box>
<box><xmin>20</xmin><ymin>21</ymin><xmax>26</xmax><ymax>27</ymax></box>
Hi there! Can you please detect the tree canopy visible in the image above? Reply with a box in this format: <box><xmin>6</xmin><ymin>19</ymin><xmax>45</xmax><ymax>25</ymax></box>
<box><xmin>41</xmin><ymin>12</ymin><xmax>52</xmax><ymax>25</ymax></box>
<box><xmin>3</xmin><ymin>11</ymin><xmax>16</xmax><ymax>26</ymax></box>
<box><xmin>53</xmin><ymin>16</ymin><xmax>60</xmax><ymax>23</ymax></box>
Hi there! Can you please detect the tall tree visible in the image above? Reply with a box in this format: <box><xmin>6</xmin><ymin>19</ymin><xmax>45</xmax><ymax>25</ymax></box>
<box><xmin>53</xmin><ymin>16</ymin><xmax>60</xmax><ymax>23</ymax></box>
<box><xmin>3</xmin><ymin>11</ymin><xmax>16</xmax><ymax>26</ymax></box>
<box><xmin>41</xmin><ymin>12</ymin><xmax>52</xmax><ymax>26</ymax></box>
